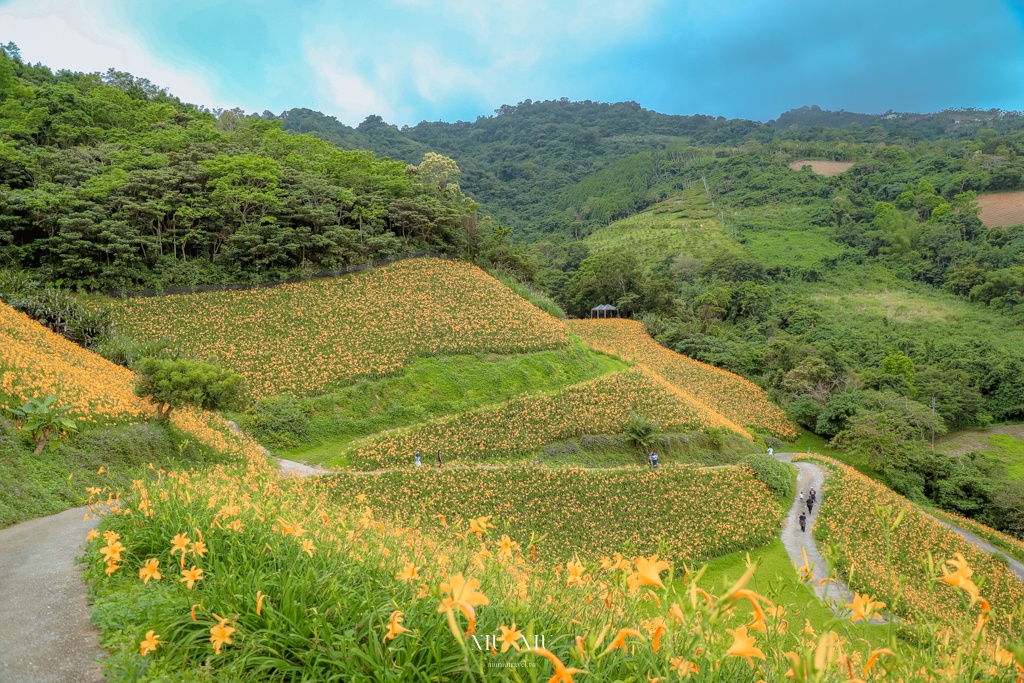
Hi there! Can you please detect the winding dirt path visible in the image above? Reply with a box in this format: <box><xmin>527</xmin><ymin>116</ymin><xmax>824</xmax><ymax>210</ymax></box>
<box><xmin>0</xmin><ymin>506</ymin><xmax>104</xmax><ymax>683</ymax></box>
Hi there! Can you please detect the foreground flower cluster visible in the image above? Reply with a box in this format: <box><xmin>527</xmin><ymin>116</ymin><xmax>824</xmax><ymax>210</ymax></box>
<box><xmin>346</xmin><ymin>366</ymin><xmax>749</xmax><ymax>469</ymax></box>
<box><xmin>111</xmin><ymin>258</ymin><xmax>569</xmax><ymax>397</ymax></box>
<box><xmin>0</xmin><ymin>302</ymin><xmax>150</xmax><ymax>423</ymax></box>
<box><xmin>570</xmin><ymin>319</ymin><xmax>797</xmax><ymax>438</ymax></box>
<box><xmin>82</xmin><ymin>432</ymin><xmax>1024</xmax><ymax>681</ymax></box>
<box><xmin>325</xmin><ymin>463</ymin><xmax>782</xmax><ymax>563</ymax></box>
<box><xmin>805</xmin><ymin>456</ymin><xmax>1024</xmax><ymax>637</ymax></box>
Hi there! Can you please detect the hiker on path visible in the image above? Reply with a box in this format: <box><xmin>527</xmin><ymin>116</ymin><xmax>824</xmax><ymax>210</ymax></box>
<box><xmin>768</xmin><ymin>446</ymin><xmax>774</xmax><ymax>457</ymax></box>
<box><xmin>415</xmin><ymin>451</ymin><xmax>421</xmax><ymax>468</ymax></box>
<box><xmin>809</xmin><ymin>487</ymin><xmax>817</xmax><ymax>504</ymax></box>
<box><xmin>648</xmin><ymin>452</ymin><xmax>659</xmax><ymax>469</ymax></box>
<box><xmin>799</xmin><ymin>511</ymin><xmax>807</xmax><ymax>532</ymax></box>
<box><xmin>807</xmin><ymin>497</ymin><xmax>814</xmax><ymax>515</ymax></box>
<box><xmin>437</xmin><ymin>449</ymin><xmax>443</xmax><ymax>468</ymax></box>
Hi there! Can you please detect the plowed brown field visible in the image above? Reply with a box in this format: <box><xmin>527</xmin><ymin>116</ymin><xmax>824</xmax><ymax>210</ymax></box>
<box><xmin>977</xmin><ymin>191</ymin><xmax>1024</xmax><ymax>227</ymax></box>
<box><xmin>788</xmin><ymin>160</ymin><xmax>855</xmax><ymax>176</ymax></box>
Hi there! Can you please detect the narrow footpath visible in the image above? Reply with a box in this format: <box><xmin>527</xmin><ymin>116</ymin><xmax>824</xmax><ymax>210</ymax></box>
<box><xmin>0</xmin><ymin>506</ymin><xmax>104</xmax><ymax>683</ymax></box>
<box><xmin>927</xmin><ymin>514</ymin><xmax>1024</xmax><ymax>582</ymax></box>
<box><xmin>772</xmin><ymin>452</ymin><xmax>865</xmax><ymax>617</ymax></box>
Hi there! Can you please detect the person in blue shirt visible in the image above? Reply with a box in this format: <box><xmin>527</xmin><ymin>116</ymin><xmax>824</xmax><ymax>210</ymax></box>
<box><xmin>414</xmin><ymin>451</ymin><xmax>421</xmax><ymax>468</ymax></box>
<box><xmin>648</xmin><ymin>452</ymin><xmax>659</xmax><ymax>469</ymax></box>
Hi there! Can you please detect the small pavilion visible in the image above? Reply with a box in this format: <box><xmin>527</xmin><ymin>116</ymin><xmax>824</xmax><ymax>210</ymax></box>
<box><xmin>589</xmin><ymin>304</ymin><xmax>619</xmax><ymax>318</ymax></box>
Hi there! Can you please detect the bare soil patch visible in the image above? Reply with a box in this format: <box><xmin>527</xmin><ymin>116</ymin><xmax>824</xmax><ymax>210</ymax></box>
<box><xmin>788</xmin><ymin>160</ymin><xmax>855</xmax><ymax>176</ymax></box>
<box><xmin>977</xmin><ymin>191</ymin><xmax>1024</xmax><ymax>228</ymax></box>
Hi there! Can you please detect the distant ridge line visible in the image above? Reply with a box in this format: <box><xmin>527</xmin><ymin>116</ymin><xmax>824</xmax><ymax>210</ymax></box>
<box><xmin>105</xmin><ymin>250</ymin><xmax>458</xmax><ymax>299</ymax></box>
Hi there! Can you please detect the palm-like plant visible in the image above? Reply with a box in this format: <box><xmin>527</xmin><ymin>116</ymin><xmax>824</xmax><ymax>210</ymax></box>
<box><xmin>6</xmin><ymin>395</ymin><xmax>78</xmax><ymax>455</ymax></box>
<box><xmin>625</xmin><ymin>411</ymin><xmax>659</xmax><ymax>453</ymax></box>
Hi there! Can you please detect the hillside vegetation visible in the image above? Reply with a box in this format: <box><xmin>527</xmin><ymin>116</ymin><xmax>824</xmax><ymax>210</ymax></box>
<box><xmin>342</xmin><ymin>366</ymin><xmax>750</xmax><ymax>469</ymax></box>
<box><xmin>1</xmin><ymin>301</ymin><xmax>150</xmax><ymax>423</ymax></box>
<box><xmin>111</xmin><ymin>258</ymin><xmax>569</xmax><ymax>397</ymax></box>
<box><xmin>570</xmin><ymin>318</ymin><xmax>795</xmax><ymax>438</ymax></box>
<box><xmin>326</xmin><ymin>464</ymin><xmax>782</xmax><ymax>563</ymax></box>
<box><xmin>808</xmin><ymin>456</ymin><xmax>1024</xmax><ymax>635</ymax></box>
<box><xmin>0</xmin><ymin>48</ymin><xmax>486</xmax><ymax>291</ymax></box>
<box><xmin>255</xmin><ymin>344</ymin><xmax>625</xmax><ymax>459</ymax></box>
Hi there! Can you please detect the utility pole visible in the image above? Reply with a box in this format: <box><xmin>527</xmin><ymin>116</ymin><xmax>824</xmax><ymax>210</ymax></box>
<box><xmin>930</xmin><ymin>393</ymin><xmax>937</xmax><ymax>449</ymax></box>
<box><xmin>702</xmin><ymin>175</ymin><xmax>714</xmax><ymax>207</ymax></box>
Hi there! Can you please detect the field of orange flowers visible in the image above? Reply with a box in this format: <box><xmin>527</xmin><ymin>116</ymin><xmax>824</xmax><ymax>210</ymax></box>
<box><xmin>344</xmin><ymin>367</ymin><xmax>751</xmax><ymax>469</ymax></box>
<box><xmin>0</xmin><ymin>301</ymin><xmax>152</xmax><ymax>423</ymax></box>
<box><xmin>570</xmin><ymin>319</ymin><xmax>797</xmax><ymax>438</ymax></box>
<box><xmin>805</xmin><ymin>456</ymin><xmax>1024</xmax><ymax>637</ymax></box>
<box><xmin>110</xmin><ymin>258</ymin><xmax>570</xmax><ymax>398</ymax></box>
<box><xmin>81</xmin><ymin>428</ymin><xmax>1024</xmax><ymax>680</ymax></box>
<box><xmin>325</xmin><ymin>463</ymin><xmax>782</xmax><ymax>564</ymax></box>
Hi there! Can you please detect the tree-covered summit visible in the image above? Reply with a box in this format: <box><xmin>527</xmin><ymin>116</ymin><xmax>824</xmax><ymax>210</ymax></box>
<box><xmin>0</xmin><ymin>47</ymin><xmax>483</xmax><ymax>291</ymax></box>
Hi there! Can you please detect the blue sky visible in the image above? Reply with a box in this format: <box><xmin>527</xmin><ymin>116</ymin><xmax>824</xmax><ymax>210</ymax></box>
<box><xmin>1</xmin><ymin>0</ymin><xmax>1022</xmax><ymax>126</ymax></box>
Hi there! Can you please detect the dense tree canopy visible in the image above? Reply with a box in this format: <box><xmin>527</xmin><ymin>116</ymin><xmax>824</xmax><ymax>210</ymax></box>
<box><xmin>0</xmin><ymin>48</ymin><xmax>483</xmax><ymax>290</ymax></box>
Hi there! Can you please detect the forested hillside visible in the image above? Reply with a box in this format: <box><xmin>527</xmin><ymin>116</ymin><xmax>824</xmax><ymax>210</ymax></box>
<box><xmin>0</xmin><ymin>46</ymin><xmax>487</xmax><ymax>290</ymax></box>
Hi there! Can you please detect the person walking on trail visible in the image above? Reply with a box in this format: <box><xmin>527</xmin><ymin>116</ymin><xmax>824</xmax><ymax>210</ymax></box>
<box><xmin>648</xmin><ymin>452</ymin><xmax>659</xmax><ymax>469</ymax></box>
<box><xmin>809</xmin><ymin>488</ymin><xmax>817</xmax><ymax>504</ymax></box>
<box><xmin>437</xmin><ymin>449</ymin><xmax>443</xmax><ymax>468</ymax></box>
<box><xmin>767</xmin><ymin>446</ymin><xmax>774</xmax><ymax>457</ymax></box>
<box><xmin>799</xmin><ymin>511</ymin><xmax>807</xmax><ymax>532</ymax></box>
<box><xmin>414</xmin><ymin>451</ymin><xmax>422</xmax><ymax>468</ymax></box>
<box><xmin>807</xmin><ymin>496</ymin><xmax>814</xmax><ymax>515</ymax></box>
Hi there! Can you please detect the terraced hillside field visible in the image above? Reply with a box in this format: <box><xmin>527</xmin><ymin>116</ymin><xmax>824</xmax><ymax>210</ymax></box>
<box><xmin>326</xmin><ymin>463</ymin><xmax>782</xmax><ymax>563</ymax></box>
<box><xmin>570</xmin><ymin>319</ymin><xmax>796</xmax><ymax>438</ymax></box>
<box><xmin>111</xmin><ymin>258</ymin><xmax>569</xmax><ymax>397</ymax></box>
<box><xmin>0</xmin><ymin>302</ymin><xmax>151</xmax><ymax>424</ymax></box>
<box><xmin>342</xmin><ymin>366</ymin><xmax>749</xmax><ymax>469</ymax></box>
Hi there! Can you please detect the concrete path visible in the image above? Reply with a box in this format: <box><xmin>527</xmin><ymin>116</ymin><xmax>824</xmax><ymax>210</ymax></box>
<box><xmin>0</xmin><ymin>506</ymin><xmax>104</xmax><ymax>683</ymax></box>
<box><xmin>773</xmin><ymin>453</ymin><xmax>864</xmax><ymax>617</ymax></box>
<box><xmin>928</xmin><ymin>513</ymin><xmax>1024</xmax><ymax>582</ymax></box>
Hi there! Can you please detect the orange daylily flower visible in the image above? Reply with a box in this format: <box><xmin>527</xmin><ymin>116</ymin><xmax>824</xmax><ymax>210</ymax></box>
<box><xmin>301</xmin><ymin>539</ymin><xmax>315</xmax><ymax>556</ymax></box>
<box><xmin>139</xmin><ymin>630</ymin><xmax>160</xmax><ymax>656</ymax></box>
<box><xmin>256</xmin><ymin>590</ymin><xmax>266</xmax><ymax>616</ymax></box>
<box><xmin>384</xmin><ymin>610</ymin><xmax>409</xmax><ymax>642</ymax></box>
<box><xmin>601</xmin><ymin>628</ymin><xmax>642</xmax><ymax>655</ymax></box>
<box><xmin>397</xmin><ymin>563</ymin><xmax>420</xmax><ymax>582</ymax></box>
<box><xmin>566</xmin><ymin>558</ymin><xmax>586</xmax><ymax>587</ymax></box>
<box><xmin>725</xmin><ymin>625</ymin><xmax>765</xmax><ymax>667</ymax></box>
<box><xmin>498</xmin><ymin>622</ymin><xmax>523</xmax><ymax>653</ymax></box>
<box><xmin>139</xmin><ymin>558</ymin><xmax>162</xmax><ymax>584</ymax></box>
<box><xmin>209</xmin><ymin>618</ymin><xmax>235</xmax><ymax>655</ymax></box>
<box><xmin>846</xmin><ymin>593</ymin><xmax>885</xmax><ymax>622</ymax></box>
<box><xmin>100</xmin><ymin>540</ymin><xmax>125</xmax><ymax>563</ymax></box>
<box><xmin>940</xmin><ymin>553</ymin><xmax>981</xmax><ymax>605</ymax></box>
<box><xmin>467</xmin><ymin>515</ymin><xmax>493</xmax><ymax>538</ymax></box>
<box><xmin>437</xmin><ymin>573</ymin><xmax>489</xmax><ymax>637</ymax></box>
<box><xmin>669</xmin><ymin>657</ymin><xmax>699</xmax><ymax>677</ymax></box>
<box><xmin>627</xmin><ymin>554</ymin><xmax>670</xmax><ymax>590</ymax></box>
<box><xmin>170</xmin><ymin>534</ymin><xmax>190</xmax><ymax>557</ymax></box>
<box><xmin>865</xmin><ymin>647</ymin><xmax>895</xmax><ymax>673</ymax></box>
<box><xmin>181</xmin><ymin>566</ymin><xmax>204</xmax><ymax>589</ymax></box>
<box><xmin>532</xmin><ymin>647</ymin><xmax>587</xmax><ymax>683</ymax></box>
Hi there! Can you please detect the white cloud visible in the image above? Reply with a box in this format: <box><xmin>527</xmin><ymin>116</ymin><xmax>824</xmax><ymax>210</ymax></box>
<box><xmin>303</xmin><ymin>43</ymin><xmax>396</xmax><ymax>124</ymax></box>
<box><xmin>0</xmin><ymin>0</ymin><xmax>223</xmax><ymax>108</ymax></box>
<box><xmin>301</xmin><ymin>0</ymin><xmax>668</xmax><ymax>124</ymax></box>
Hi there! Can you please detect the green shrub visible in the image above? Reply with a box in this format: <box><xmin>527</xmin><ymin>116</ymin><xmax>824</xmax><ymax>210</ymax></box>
<box><xmin>741</xmin><ymin>452</ymin><xmax>793</xmax><ymax>502</ymax></box>
<box><xmin>243</xmin><ymin>396</ymin><xmax>311</xmax><ymax>449</ymax></box>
